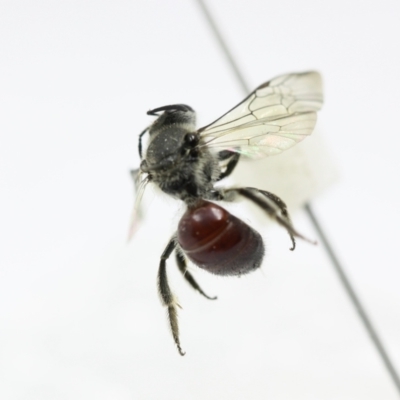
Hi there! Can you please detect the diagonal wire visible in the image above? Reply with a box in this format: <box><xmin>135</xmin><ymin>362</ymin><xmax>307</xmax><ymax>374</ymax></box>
<box><xmin>305</xmin><ymin>203</ymin><xmax>400</xmax><ymax>394</ymax></box>
<box><xmin>195</xmin><ymin>0</ymin><xmax>400</xmax><ymax>395</ymax></box>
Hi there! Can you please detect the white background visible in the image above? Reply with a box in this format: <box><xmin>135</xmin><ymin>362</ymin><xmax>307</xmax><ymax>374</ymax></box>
<box><xmin>1</xmin><ymin>0</ymin><xmax>400</xmax><ymax>399</ymax></box>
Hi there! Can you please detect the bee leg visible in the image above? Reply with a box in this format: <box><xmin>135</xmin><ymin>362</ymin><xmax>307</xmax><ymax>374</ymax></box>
<box><xmin>257</xmin><ymin>189</ymin><xmax>296</xmax><ymax>250</ymax></box>
<box><xmin>224</xmin><ymin>187</ymin><xmax>316</xmax><ymax>250</ymax></box>
<box><xmin>158</xmin><ymin>238</ymin><xmax>185</xmax><ymax>356</ymax></box>
<box><xmin>138</xmin><ymin>127</ymin><xmax>150</xmax><ymax>159</ymax></box>
<box><xmin>216</xmin><ymin>152</ymin><xmax>241</xmax><ymax>181</ymax></box>
<box><xmin>175</xmin><ymin>250</ymin><xmax>217</xmax><ymax>300</ymax></box>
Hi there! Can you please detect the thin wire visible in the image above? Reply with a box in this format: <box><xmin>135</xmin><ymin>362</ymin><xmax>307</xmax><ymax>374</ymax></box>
<box><xmin>305</xmin><ymin>204</ymin><xmax>400</xmax><ymax>393</ymax></box>
<box><xmin>196</xmin><ymin>0</ymin><xmax>249</xmax><ymax>95</ymax></box>
<box><xmin>195</xmin><ymin>0</ymin><xmax>400</xmax><ymax>395</ymax></box>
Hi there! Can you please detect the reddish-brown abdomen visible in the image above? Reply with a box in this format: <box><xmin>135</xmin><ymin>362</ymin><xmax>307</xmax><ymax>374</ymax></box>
<box><xmin>177</xmin><ymin>201</ymin><xmax>264</xmax><ymax>276</ymax></box>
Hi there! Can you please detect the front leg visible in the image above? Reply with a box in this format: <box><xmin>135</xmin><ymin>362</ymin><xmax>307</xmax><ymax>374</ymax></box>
<box><xmin>219</xmin><ymin>187</ymin><xmax>316</xmax><ymax>250</ymax></box>
<box><xmin>138</xmin><ymin>127</ymin><xmax>149</xmax><ymax>159</ymax></box>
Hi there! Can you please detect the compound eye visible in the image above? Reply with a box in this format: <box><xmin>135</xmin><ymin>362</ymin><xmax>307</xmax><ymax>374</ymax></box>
<box><xmin>184</xmin><ymin>133</ymin><xmax>199</xmax><ymax>147</ymax></box>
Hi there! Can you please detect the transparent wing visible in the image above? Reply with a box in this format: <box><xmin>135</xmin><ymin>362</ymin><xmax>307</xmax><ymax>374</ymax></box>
<box><xmin>127</xmin><ymin>170</ymin><xmax>150</xmax><ymax>242</ymax></box>
<box><xmin>198</xmin><ymin>71</ymin><xmax>323</xmax><ymax>157</ymax></box>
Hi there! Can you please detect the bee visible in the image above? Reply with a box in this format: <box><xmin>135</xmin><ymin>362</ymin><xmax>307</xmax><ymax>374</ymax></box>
<box><xmin>131</xmin><ymin>71</ymin><xmax>323</xmax><ymax>355</ymax></box>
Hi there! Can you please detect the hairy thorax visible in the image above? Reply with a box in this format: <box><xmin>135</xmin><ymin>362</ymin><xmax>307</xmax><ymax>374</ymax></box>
<box><xmin>154</xmin><ymin>148</ymin><xmax>220</xmax><ymax>204</ymax></box>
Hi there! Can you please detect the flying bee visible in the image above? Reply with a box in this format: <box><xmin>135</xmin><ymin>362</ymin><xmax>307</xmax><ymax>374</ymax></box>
<box><xmin>131</xmin><ymin>71</ymin><xmax>323</xmax><ymax>355</ymax></box>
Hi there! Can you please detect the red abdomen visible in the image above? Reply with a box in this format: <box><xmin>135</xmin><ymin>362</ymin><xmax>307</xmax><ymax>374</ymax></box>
<box><xmin>177</xmin><ymin>201</ymin><xmax>264</xmax><ymax>276</ymax></box>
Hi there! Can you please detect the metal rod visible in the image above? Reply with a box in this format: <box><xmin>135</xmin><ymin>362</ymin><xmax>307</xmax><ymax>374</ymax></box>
<box><xmin>195</xmin><ymin>0</ymin><xmax>249</xmax><ymax>94</ymax></box>
<box><xmin>304</xmin><ymin>203</ymin><xmax>400</xmax><ymax>393</ymax></box>
<box><xmin>195</xmin><ymin>0</ymin><xmax>400</xmax><ymax>394</ymax></box>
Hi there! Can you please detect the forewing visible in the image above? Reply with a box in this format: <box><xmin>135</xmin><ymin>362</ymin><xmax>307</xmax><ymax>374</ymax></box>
<box><xmin>198</xmin><ymin>71</ymin><xmax>323</xmax><ymax>157</ymax></box>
